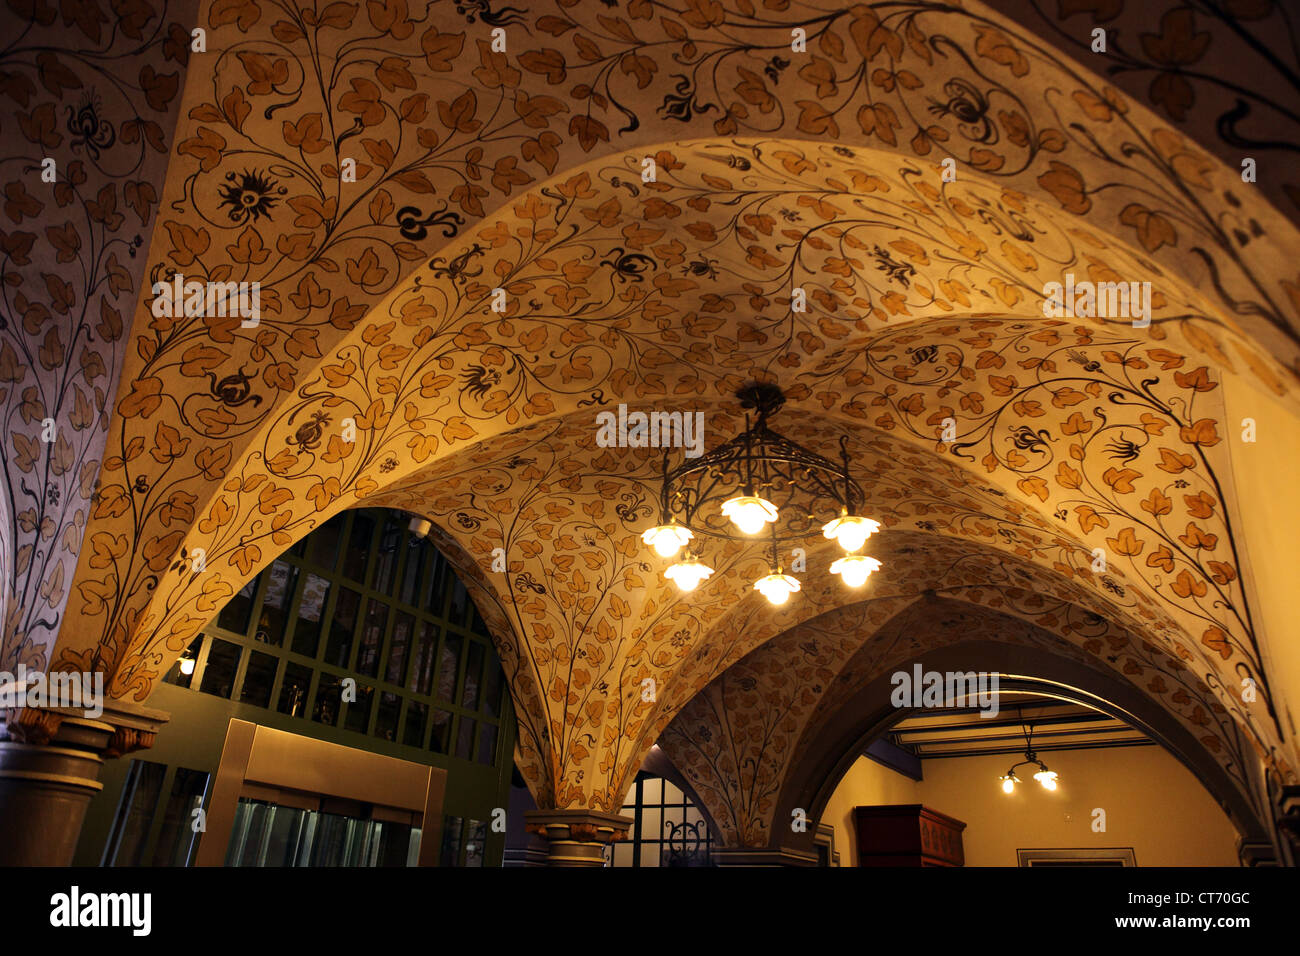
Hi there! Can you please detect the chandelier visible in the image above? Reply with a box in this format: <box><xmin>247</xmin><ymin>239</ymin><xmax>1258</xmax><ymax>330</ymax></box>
<box><xmin>998</xmin><ymin>718</ymin><xmax>1060</xmax><ymax>794</ymax></box>
<box><xmin>641</xmin><ymin>383</ymin><xmax>883</xmax><ymax>605</ymax></box>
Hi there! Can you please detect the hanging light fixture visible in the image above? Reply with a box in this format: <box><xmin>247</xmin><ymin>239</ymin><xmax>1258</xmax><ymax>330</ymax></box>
<box><xmin>643</xmin><ymin>383</ymin><xmax>882</xmax><ymax>600</ymax></box>
<box><xmin>999</xmin><ymin>715</ymin><xmax>1061</xmax><ymax>795</ymax></box>
<box><xmin>663</xmin><ymin>553</ymin><xmax>713</xmax><ymax>593</ymax></box>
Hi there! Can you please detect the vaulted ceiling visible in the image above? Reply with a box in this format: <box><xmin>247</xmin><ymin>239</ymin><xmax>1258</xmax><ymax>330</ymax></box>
<box><xmin>2</xmin><ymin>0</ymin><xmax>1297</xmax><ymax>829</ymax></box>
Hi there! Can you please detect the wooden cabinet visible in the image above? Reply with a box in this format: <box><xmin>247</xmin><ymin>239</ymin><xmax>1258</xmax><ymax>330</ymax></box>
<box><xmin>853</xmin><ymin>804</ymin><xmax>966</xmax><ymax>867</ymax></box>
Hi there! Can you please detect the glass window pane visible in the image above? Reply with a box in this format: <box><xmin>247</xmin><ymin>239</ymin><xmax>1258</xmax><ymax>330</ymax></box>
<box><xmin>375</xmin><ymin>692</ymin><xmax>400</xmax><ymax>742</ymax></box>
<box><xmin>408</xmin><ymin>621</ymin><xmax>438</xmax><ymax>696</ymax></box>
<box><xmin>456</xmin><ymin>717</ymin><xmax>475</xmax><ymax>760</ymax></box>
<box><xmin>163</xmin><ymin>635</ymin><xmax>203</xmax><ymax>689</ymax></box>
<box><xmin>313</xmin><ymin>674</ymin><xmax>343</xmax><ymax>726</ymax></box>
<box><xmin>216</xmin><ymin>573</ymin><xmax>259</xmax><ymax>635</ymax></box>
<box><xmin>355</xmin><ymin>598</ymin><xmax>388</xmax><ymax>677</ymax></box>
<box><xmin>253</xmin><ymin>559</ymin><xmax>298</xmax><ymax>647</ymax></box>
<box><xmin>440</xmin><ymin>816</ymin><xmax>462</xmax><ymax>867</ymax></box>
<box><xmin>373</xmin><ymin>514</ymin><xmax>404</xmax><ymax>596</ymax></box>
<box><xmin>436</xmin><ymin>632</ymin><xmax>462</xmax><ymax>703</ymax></box>
<box><xmin>449</xmin><ymin>579</ymin><xmax>470</xmax><ymax>626</ymax></box>
<box><xmin>386</xmin><ymin>612</ymin><xmax>414</xmax><ymax>685</ymax></box>
<box><xmin>149</xmin><ymin>767</ymin><xmax>210</xmax><ymax>866</ymax></box>
<box><xmin>342</xmin><ymin>514</ymin><xmax>374</xmax><ymax>583</ymax></box>
<box><xmin>483</xmin><ymin>663</ymin><xmax>503</xmax><ymax>717</ymax></box>
<box><xmin>461</xmin><ymin>642</ymin><xmax>484</xmax><ymax>709</ymax></box>
<box><xmin>403</xmin><ymin>702</ymin><xmax>428</xmax><ymax>747</ymax></box>
<box><xmin>464</xmin><ymin>819</ymin><xmax>486</xmax><ymax>868</ymax></box>
<box><xmin>239</xmin><ymin>650</ymin><xmax>278</xmax><ymax>708</ymax></box>
<box><xmin>400</xmin><ymin>539</ymin><xmax>428</xmax><ymax>606</ymax></box>
<box><xmin>307</xmin><ymin>514</ymin><xmax>344</xmax><ymax>570</ymax></box>
<box><xmin>291</xmin><ymin>573</ymin><xmax>331</xmax><ymax>657</ymax></box>
<box><xmin>325</xmin><ymin>588</ymin><xmax>361</xmax><ymax>668</ymax></box>
<box><xmin>429</xmin><ymin>709</ymin><xmax>453</xmax><ymax>754</ymax></box>
<box><xmin>344</xmin><ymin>683</ymin><xmax>373</xmax><ymax>734</ymax></box>
<box><xmin>199</xmin><ymin>639</ymin><xmax>241</xmax><ymax>699</ymax></box>
<box><xmin>424</xmin><ymin>552</ymin><xmax>448</xmax><ymax>615</ymax></box>
<box><xmin>107</xmin><ymin>760</ymin><xmax>166</xmax><ymax>866</ymax></box>
<box><xmin>277</xmin><ymin>663</ymin><xmax>312</xmax><ymax>718</ymax></box>
<box><xmin>477</xmin><ymin>724</ymin><xmax>497</xmax><ymax>765</ymax></box>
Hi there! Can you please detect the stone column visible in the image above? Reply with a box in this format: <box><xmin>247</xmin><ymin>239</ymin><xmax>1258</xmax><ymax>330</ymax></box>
<box><xmin>0</xmin><ymin>699</ymin><xmax>168</xmax><ymax>866</ymax></box>
<box><xmin>523</xmin><ymin>809</ymin><xmax>632</xmax><ymax>867</ymax></box>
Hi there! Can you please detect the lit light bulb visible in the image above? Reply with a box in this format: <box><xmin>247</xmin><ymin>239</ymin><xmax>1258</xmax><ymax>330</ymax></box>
<box><xmin>821</xmin><ymin>511</ymin><xmax>881</xmax><ymax>553</ymax></box>
<box><xmin>664</xmin><ymin>554</ymin><xmax>713</xmax><ymax>593</ymax></box>
<box><xmin>1001</xmin><ymin>776</ymin><xmax>1015</xmax><ymax>794</ymax></box>
<box><xmin>830</xmin><ymin>553</ymin><xmax>882</xmax><ymax>588</ymax></box>
<box><xmin>641</xmin><ymin>522</ymin><xmax>693</xmax><ymax>559</ymax></box>
<box><xmin>753</xmin><ymin>572</ymin><xmax>800</xmax><ymax>606</ymax></box>
<box><xmin>721</xmin><ymin>495</ymin><xmax>778</xmax><ymax>535</ymax></box>
<box><xmin>180</xmin><ymin>657</ymin><xmax>196</xmax><ymax>676</ymax></box>
<box><xmin>1033</xmin><ymin>769</ymin><xmax>1058</xmax><ymax>791</ymax></box>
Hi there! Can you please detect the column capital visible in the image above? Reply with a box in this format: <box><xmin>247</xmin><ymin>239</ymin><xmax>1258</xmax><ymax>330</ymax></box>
<box><xmin>0</xmin><ymin>697</ymin><xmax>170</xmax><ymax>865</ymax></box>
<box><xmin>524</xmin><ymin>808</ymin><xmax>632</xmax><ymax>867</ymax></box>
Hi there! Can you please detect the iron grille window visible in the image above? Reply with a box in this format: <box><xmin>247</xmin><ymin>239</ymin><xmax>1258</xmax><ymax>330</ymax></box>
<box><xmin>607</xmin><ymin>772</ymin><xmax>714</xmax><ymax>867</ymax></box>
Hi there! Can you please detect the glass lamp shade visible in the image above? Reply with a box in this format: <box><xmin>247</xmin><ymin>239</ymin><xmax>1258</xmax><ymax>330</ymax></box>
<box><xmin>720</xmin><ymin>495</ymin><xmax>779</xmax><ymax>535</ymax></box>
<box><xmin>664</xmin><ymin>555</ymin><xmax>713</xmax><ymax>593</ymax></box>
<box><xmin>1033</xmin><ymin>769</ymin><xmax>1058</xmax><ymax>790</ymax></box>
<box><xmin>753</xmin><ymin>572</ymin><xmax>800</xmax><ymax>606</ymax></box>
<box><xmin>179</xmin><ymin>657</ymin><xmax>196</xmax><ymax>676</ymax></box>
<box><xmin>641</xmin><ymin>522</ymin><xmax>693</xmax><ymax>559</ymax></box>
<box><xmin>829</xmin><ymin>553</ymin><xmax>882</xmax><ymax>588</ymax></box>
<box><xmin>821</xmin><ymin>513</ymin><xmax>881</xmax><ymax>553</ymax></box>
<box><xmin>1000</xmin><ymin>775</ymin><xmax>1017</xmax><ymax>794</ymax></box>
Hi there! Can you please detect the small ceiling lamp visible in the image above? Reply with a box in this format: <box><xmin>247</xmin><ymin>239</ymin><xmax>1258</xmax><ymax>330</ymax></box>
<box><xmin>822</xmin><ymin>510</ymin><xmax>881</xmax><ymax>553</ymax></box>
<box><xmin>641</xmin><ymin>521</ymin><xmax>693</xmax><ymax>559</ymax></box>
<box><xmin>754</xmin><ymin>570</ymin><xmax>800</xmax><ymax>606</ymax></box>
<box><xmin>720</xmin><ymin>494</ymin><xmax>779</xmax><ymax>536</ymax></box>
<box><xmin>179</xmin><ymin>656</ymin><xmax>196</xmax><ymax>676</ymax></box>
<box><xmin>829</xmin><ymin>553</ymin><xmax>882</xmax><ymax>588</ymax></box>
<box><xmin>642</xmin><ymin>383</ymin><xmax>883</xmax><ymax>604</ymax></box>
<box><xmin>999</xmin><ymin>714</ymin><xmax>1060</xmax><ymax>794</ymax></box>
<box><xmin>664</xmin><ymin>553</ymin><xmax>713</xmax><ymax>593</ymax></box>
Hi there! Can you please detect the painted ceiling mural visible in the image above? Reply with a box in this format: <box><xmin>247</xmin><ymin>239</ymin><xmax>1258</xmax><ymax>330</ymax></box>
<box><xmin>986</xmin><ymin>0</ymin><xmax>1300</xmax><ymax>227</ymax></box>
<box><xmin>659</xmin><ymin>584</ymin><xmax>1256</xmax><ymax>848</ymax></box>
<box><xmin>0</xmin><ymin>0</ymin><xmax>1291</xmax><ymax>816</ymax></box>
<box><xmin>49</xmin><ymin>141</ymin><xmax>1295</xmax><ymax>810</ymax></box>
<box><xmin>0</xmin><ymin>0</ymin><xmax>194</xmax><ymax>670</ymax></box>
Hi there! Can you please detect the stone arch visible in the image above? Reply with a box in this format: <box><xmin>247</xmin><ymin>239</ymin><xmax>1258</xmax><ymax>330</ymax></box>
<box><xmin>658</xmin><ymin>596</ymin><xmax>1272</xmax><ymax>853</ymax></box>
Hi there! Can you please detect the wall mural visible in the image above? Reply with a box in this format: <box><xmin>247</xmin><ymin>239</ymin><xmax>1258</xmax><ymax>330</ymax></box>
<box><xmin>0</xmin><ymin>0</ymin><xmax>1287</xmax><ymax>815</ymax></box>
<box><xmin>660</xmin><ymin>578</ymin><xmax>1255</xmax><ymax>848</ymax></box>
<box><xmin>0</xmin><ymin>0</ymin><xmax>193</xmax><ymax>671</ymax></box>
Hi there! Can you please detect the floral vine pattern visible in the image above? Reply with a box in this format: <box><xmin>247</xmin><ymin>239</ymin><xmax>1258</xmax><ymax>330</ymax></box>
<box><xmin>13</xmin><ymin>0</ymin><xmax>1293</xmax><ymax>811</ymax></box>
<box><xmin>51</xmin><ymin>131</ymin><xmax>1293</xmax><ymax>808</ymax></box>
<box><xmin>0</xmin><ymin>0</ymin><xmax>190</xmax><ymax>671</ymax></box>
<box><xmin>1002</xmin><ymin>0</ymin><xmax>1300</xmax><ymax>224</ymax></box>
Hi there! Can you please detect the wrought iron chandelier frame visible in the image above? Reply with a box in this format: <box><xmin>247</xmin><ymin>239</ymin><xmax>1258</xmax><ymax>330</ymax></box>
<box><xmin>654</xmin><ymin>383</ymin><xmax>867</xmax><ymax>544</ymax></box>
